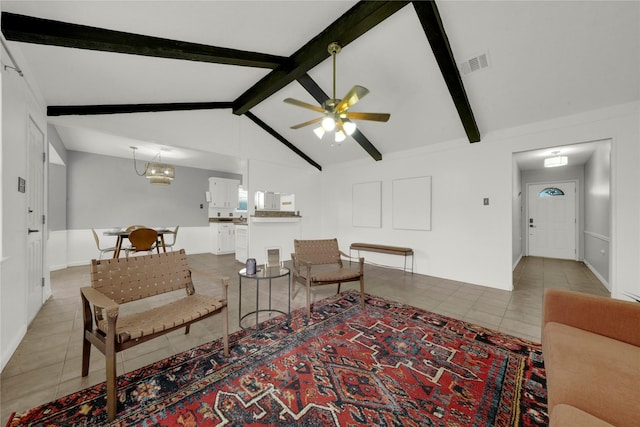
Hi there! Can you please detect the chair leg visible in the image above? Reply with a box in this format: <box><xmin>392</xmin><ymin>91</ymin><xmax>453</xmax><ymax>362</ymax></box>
<box><xmin>106</xmin><ymin>340</ymin><xmax>117</xmax><ymax>421</ymax></box>
<box><xmin>185</xmin><ymin>324</ymin><xmax>190</xmax><ymax>335</ymax></box>
<box><xmin>222</xmin><ymin>305</ymin><xmax>229</xmax><ymax>357</ymax></box>
<box><xmin>306</xmin><ymin>281</ymin><xmax>311</xmax><ymax>319</ymax></box>
<box><xmin>105</xmin><ymin>316</ymin><xmax>118</xmax><ymax>421</ymax></box>
<box><xmin>337</xmin><ymin>283</ymin><xmax>341</xmax><ymax>294</ymax></box>
<box><xmin>81</xmin><ymin>333</ymin><xmax>91</xmax><ymax>377</ymax></box>
<box><xmin>360</xmin><ymin>277</ymin><xmax>365</xmax><ymax>309</ymax></box>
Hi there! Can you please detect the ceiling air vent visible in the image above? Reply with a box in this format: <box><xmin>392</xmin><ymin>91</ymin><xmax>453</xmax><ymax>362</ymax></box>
<box><xmin>460</xmin><ymin>53</ymin><xmax>489</xmax><ymax>75</ymax></box>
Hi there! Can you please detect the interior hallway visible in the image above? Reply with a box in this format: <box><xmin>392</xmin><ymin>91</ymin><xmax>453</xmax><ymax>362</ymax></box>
<box><xmin>1</xmin><ymin>254</ymin><xmax>609</xmax><ymax>422</ymax></box>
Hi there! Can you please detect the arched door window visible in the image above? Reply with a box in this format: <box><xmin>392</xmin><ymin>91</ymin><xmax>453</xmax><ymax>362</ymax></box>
<box><xmin>538</xmin><ymin>187</ymin><xmax>565</xmax><ymax>197</ymax></box>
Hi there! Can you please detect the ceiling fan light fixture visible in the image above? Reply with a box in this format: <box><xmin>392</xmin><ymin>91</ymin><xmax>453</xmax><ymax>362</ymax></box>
<box><xmin>343</xmin><ymin>120</ymin><xmax>356</xmax><ymax>136</ymax></box>
<box><xmin>283</xmin><ymin>42</ymin><xmax>389</xmax><ymax>147</ymax></box>
<box><xmin>321</xmin><ymin>116</ymin><xmax>336</xmax><ymax>131</ymax></box>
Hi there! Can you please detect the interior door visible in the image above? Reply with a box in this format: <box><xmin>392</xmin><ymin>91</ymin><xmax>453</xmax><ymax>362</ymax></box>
<box><xmin>27</xmin><ymin>116</ymin><xmax>45</xmax><ymax>322</ymax></box>
<box><xmin>527</xmin><ymin>182</ymin><xmax>576</xmax><ymax>259</ymax></box>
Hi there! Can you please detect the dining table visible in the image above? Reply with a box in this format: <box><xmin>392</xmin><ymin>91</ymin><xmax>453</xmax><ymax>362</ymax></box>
<box><xmin>103</xmin><ymin>227</ymin><xmax>175</xmax><ymax>258</ymax></box>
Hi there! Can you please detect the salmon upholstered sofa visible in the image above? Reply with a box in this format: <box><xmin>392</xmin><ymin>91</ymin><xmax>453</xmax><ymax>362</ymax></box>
<box><xmin>542</xmin><ymin>289</ymin><xmax>640</xmax><ymax>426</ymax></box>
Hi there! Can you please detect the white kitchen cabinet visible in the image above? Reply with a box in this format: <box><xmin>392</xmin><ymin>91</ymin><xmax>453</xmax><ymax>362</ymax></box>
<box><xmin>254</xmin><ymin>191</ymin><xmax>280</xmax><ymax>210</ymax></box>
<box><xmin>209</xmin><ymin>177</ymin><xmax>240</xmax><ymax>209</ymax></box>
<box><xmin>210</xmin><ymin>222</ymin><xmax>235</xmax><ymax>254</ymax></box>
<box><xmin>235</xmin><ymin>224</ymin><xmax>248</xmax><ymax>263</ymax></box>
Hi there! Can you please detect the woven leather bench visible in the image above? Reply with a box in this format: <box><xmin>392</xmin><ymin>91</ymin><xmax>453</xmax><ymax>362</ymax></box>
<box><xmin>80</xmin><ymin>249</ymin><xmax>229</xmax><ymax>421</ymax></box>
<box><xmin>349</xmin><ymin>242</ymin><xmax>414</xmax><ymax>273</ymax></box>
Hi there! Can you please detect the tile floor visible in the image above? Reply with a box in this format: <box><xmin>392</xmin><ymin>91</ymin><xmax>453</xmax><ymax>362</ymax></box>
<box><xmin>1</xmin><ymin>254</ymin><xmax>609</xmax><ymax>422</ymax></box>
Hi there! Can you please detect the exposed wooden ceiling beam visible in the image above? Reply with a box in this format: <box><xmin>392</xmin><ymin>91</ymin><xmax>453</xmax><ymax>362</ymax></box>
<box><xmin>1</xmin><ymin>12</ymin><xmax>287</xmax><ymax>69</ymax></box>
<box><xmin>48</xmin><ymin>102</ymin><xmax>234</xmax><ymax>116</ymax></box>
<box><xmin>412</xmin><ymin>1</ymin><xmax>481</xmax><ymax>143</ymax></box>
<box><xmin>297</xmin><ymin>74</ymin><xmax>382</xmax><ymax>161</ymax></box>
<box><xmin>244</xmin><ymin>112</ymin><xmax>322</xmax><ymax>171</ymax></box>
<box><xmin>232</xmin><ymin>1</ymin><xmax>410</xmax><ymax>115</ymax></box>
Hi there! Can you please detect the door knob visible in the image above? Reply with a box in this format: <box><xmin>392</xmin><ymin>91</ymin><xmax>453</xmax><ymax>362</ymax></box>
<box><xmin>529</xmin><ymin>224</ymin><xmax>536</xmax><ymax>228</ymax></box>
<box><xmin>28</xmin><ymin>228</ymin><xmax>40</xmax><ymax>234</ymax></box>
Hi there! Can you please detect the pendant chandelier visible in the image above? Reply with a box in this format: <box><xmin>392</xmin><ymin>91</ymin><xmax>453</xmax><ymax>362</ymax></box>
<box><xmin>131</xmin><ymin>146</ymin><xmax>175</xmax><ymax>184</ymax></box>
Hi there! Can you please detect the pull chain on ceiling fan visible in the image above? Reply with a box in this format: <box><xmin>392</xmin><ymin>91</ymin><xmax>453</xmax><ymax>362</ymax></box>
<box><xmin>284</xmin><ymin>42</ymin><xmax>390</xmax><ymax>145</ymax></box>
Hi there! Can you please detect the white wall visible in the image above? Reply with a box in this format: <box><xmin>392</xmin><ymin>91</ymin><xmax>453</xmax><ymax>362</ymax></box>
<box><xmin>321</xmin><ymin>139</ymin><xmax>515</xmax><ymax>289</ymax></box>
<box><xmin>245</xmin><ymin>158</ymin><xmax>322</xmax><ymax>265</ymax></box>
<box><xmin>584</xmin><ymin>141</ymin><xmax>611</xmax><ymax>288</ymax></box>
<box><xmin>53</xmin><ymin>226</ymin><xmax>211</xmax><ymax>270</ymax></box>
<box><xmin>512</xmin><ymin>160</ymin><xmax>522</xmax><ymax>269</ymax></box>
<box><xmin>320</xmin><ymin>102</ymin><xmax>640</xmax><ymax>298</ymax></box>
<box><xmin>1</xmin><ymin>48</ymin><xmax>49</xmax><ymax>370</ymax></box>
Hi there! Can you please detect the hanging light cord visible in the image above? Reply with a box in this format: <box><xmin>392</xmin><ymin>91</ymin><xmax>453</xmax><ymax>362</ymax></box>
<box><xmin>131</xmin><ymin>147</ymin><xmax>147</xmax><ymax>176</ymax></box>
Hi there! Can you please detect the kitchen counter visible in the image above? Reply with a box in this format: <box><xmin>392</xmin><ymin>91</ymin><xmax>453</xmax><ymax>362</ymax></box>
<box><xmin>209</xmin><ymin>217</ymin><xmax>247</xmax><ymax>224</ymax></box>
<box><xmin>251</xmin><ymin>216</ymin><xmax>301</xmax><ymax>223</ymax></box>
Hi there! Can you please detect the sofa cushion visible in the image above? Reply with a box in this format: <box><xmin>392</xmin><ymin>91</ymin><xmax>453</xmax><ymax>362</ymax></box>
<box><xmin>543</xmin><ymin>322</ymin><xmax>640</xmax><ymax>427</ymax></box>
<box><xmin>550</xmin><ymin>404</ymin><xmax>614</xmax><ymax>427</ymax></box>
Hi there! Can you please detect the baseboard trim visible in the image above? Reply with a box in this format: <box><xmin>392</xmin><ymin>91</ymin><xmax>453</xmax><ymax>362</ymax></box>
<box><xmin>584</xmin><ymin>260</ymin><xmax>610</xmax><ymax>291</ymax></box>
<box><xmin>1</xmin><ymin>325</ymin><xmax>27</xmax><ymax>372</ymax></box>
<box><xmin>513</xmin><ymin>254</ymin><xmax>523</xmax><ymax>271</ymax></box>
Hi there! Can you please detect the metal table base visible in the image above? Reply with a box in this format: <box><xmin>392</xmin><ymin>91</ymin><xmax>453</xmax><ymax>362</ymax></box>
<box><xmin>238</xmin><ymin>267</ymin><xmax>291</xmax><ymax>333</ymax></box>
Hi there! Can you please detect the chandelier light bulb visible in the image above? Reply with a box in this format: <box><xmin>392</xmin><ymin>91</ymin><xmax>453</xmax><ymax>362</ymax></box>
<box><xmin>334</xmin><ymin>130</ymin><xmax>346</xmax><ymax>143</ymax></box>
<box><xmin>321</xmin><ymin>116</ymin><xmax>336</xmax><ymax>131</ymax></box>
<box><xmin>313</xmin><ymin>127</ymin><xmax>325</xmax><ymax>139</ymax></box>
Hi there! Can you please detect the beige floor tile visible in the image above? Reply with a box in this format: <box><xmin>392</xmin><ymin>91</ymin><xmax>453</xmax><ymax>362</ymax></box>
<box><xmin>0</xmin><ymin>254</ymin><xmax>609</xmax><ymax>423</ymax></box>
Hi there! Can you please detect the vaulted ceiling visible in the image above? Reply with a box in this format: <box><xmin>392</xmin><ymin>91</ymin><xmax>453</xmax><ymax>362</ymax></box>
<box><xmin>2</xmin><ymin>1</ymin><xmax>638</xmax><ymax>173</ymax></box>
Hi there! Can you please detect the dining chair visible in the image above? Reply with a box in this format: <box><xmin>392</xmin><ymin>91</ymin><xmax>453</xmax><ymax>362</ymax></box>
<box><xmin>162</xmin><ymin>225</ymin><xmax>180</xmax><ymax>251</ymax></box>
<box><xmin>91</xmin><ymin>228</ymin><xmax>117</xmax><ymax>260</ymax></box>
<box><xmin>125</xmin><ymin>228</ymin><xmax>160</xmax><ymax>257</ymax></box>
<box><xmin>125</xmin><ymin>224</ymin><xmax>146</xmax><ymax>232</ymax></box>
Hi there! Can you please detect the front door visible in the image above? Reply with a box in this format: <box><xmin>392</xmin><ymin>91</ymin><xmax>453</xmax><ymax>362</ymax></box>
<box><xmin>27</xmin><ymin>116</ymin><xmax>45</xmax><ymax>323</ymax></box>
<box><xmin>527</xmin><ymin>182</ymin><xmax>576</xmax><ymax>259</ymax></box>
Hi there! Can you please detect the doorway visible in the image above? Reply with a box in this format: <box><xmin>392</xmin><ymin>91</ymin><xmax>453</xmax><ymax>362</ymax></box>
<box><xmin>26</xmin><ymin>116</ymin><xmax>45</xmax><ymax>323</ymax></box>
<box><xmin>527</xmin><ymin>181</ymin><xmax>577</xmax><ymax>259</ymax></box>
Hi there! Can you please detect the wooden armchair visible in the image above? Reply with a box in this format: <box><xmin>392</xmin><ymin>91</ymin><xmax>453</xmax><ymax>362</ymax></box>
<box><xmin>291</xmin><ymin>238</ymin><xmax>364</xmax><ymax>318</ymax></box>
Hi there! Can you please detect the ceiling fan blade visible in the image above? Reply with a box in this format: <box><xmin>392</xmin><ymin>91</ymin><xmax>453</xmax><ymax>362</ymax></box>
<box><xmin>290</xmin><ymin>117</ymin><xmax>323</xmax><ymax>129</ymax></box>
<box><xmin>335</xmin><ymin>85</ymin><xmax>370</xmax><ymax>113</ymax></box>
<box><xmin>284</xmin><ymin>98</ymin><xmax>326</xmax><ymax>113</ymax></box>
<box><xmin>344</xmin><ymin>112</ymin><xmax>391</xmax><ymax>122</ymax></box>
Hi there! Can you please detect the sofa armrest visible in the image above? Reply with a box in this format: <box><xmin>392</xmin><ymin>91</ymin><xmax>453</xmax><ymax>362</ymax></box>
<box><xmin>543</xmin><ymin>288</ymin><xmax>640</xmax><ymax>346</ymax></box>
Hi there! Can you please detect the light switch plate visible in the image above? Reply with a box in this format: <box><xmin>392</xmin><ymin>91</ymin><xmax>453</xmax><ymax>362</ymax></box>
<box><xmin>483</xmin><ymin>198</ymin><xmax>489</xmax><ymax>206</ymax></box>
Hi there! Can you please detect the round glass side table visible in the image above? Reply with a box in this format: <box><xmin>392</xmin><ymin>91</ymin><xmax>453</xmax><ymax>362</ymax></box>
<box><xmin>238</xmin><ymin>266</ymin><xmax>291</xmax><ymax>333</ymax></box>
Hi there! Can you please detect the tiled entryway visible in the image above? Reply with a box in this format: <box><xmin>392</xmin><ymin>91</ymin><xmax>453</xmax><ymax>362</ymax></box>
<box><xmin>1</xmin><ymin>254</ymin><xmax>608</xmax><ymax>422</ymax></box>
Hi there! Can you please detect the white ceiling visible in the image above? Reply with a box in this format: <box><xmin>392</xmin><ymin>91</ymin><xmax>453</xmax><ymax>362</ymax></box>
<box><xmin>3</xmin><ymin>1</ymin><xmax>639</xmax><ymax>174</ymax></box>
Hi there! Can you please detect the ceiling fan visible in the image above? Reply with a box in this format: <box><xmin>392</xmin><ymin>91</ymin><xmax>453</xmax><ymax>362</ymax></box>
<box><xmin>284</xmin><ymin>42</ymin><xmax>390</xmax><ymax>144</ymax></box>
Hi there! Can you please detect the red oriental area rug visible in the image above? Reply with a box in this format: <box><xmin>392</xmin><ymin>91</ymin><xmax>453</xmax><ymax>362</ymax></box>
<box><xmin>6</xmin><ymin>291</ymin><xmax>547</xmax><ymax>426</ymax></box>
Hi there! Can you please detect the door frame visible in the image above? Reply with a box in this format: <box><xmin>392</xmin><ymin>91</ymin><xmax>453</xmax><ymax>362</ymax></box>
<box><xmin>525</xmin><ymin>179</ymin><xmax>579</xmax><ymax>260</ymax></box>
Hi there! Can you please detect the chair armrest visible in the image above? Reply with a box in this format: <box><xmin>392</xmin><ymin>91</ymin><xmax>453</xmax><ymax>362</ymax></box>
<box><xmin>340</xmin><ymin>251</ymin><xmax>364</xmax><ymax>274</ymax></box>
<box><xmin>339</xmin><ymin>250</ymin><xmax>364</xmax><ymax>263</ymax></box>
<box><xmin>543</xmin><ymin>288</ymin><xmax>640</xmax><ymax>346</ymax></box>
<box><xmin>80</xmin><ymin>286</ymin><xmax>120</xmax><ymax>318</ymax></box>
<box><xmin>190</xmin><ymin>268</ymin><xmax>229</xmax><ymax>302</ymax></box>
